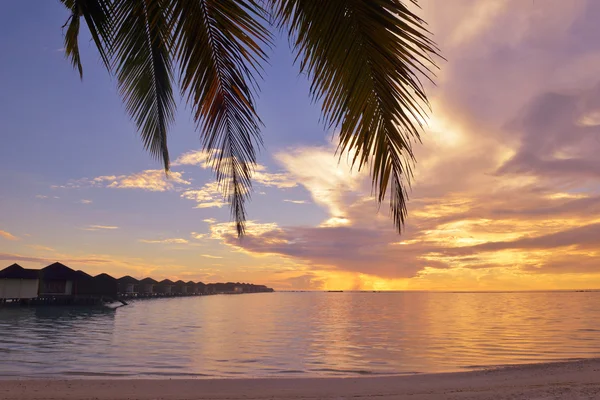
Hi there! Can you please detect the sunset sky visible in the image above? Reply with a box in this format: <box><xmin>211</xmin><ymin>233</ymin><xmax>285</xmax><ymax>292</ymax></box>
<box><xmin>2</xmin><ymin>1</ymin><xmax>600</xmax><ymax>291</ymax></box>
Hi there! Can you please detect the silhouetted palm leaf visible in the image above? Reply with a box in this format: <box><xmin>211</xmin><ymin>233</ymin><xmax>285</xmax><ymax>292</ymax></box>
<box><xmin>170</xmin><ymin>0</ymin><xmax>270</xmax><ymax>236</ymax></box>
<box><xmin>61</xmin><ymin>0</ymin><xmax>112</xmax><ymax>78</ymax></box>
<box><xmin>112</xmin><ymin>0</ymin><xmax>176</xmax><ymax>170</ymax></box>
<box><xmin>273</xmin><ymin>0</ymin><xmax>439</xmax><ymax>233</ymax></box>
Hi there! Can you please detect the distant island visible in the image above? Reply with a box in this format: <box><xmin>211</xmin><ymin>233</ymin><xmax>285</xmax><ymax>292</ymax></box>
<box><xmin>0</xmin><ymin>262</ymin><xmax>274</xmax><ymax>306</ymax></box>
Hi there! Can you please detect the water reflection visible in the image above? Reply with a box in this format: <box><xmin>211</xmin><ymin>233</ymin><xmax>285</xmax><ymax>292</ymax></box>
<box><xmin>0</xmin><ymin>292</ymin><xmax>599</xmax><ymax>378</ymax></box>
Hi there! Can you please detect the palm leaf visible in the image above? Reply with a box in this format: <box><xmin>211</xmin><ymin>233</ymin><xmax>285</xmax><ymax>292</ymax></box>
<box><xmin>111</xmin><ymin>0</ymin><xmax>176</xmax><ymax>170</ymax></box>
<box><xmin>171</xmin><ymin>0</ymin><xmax>271</xmax><ymax>235</ymax></box>
<box><xmin>63</xmin><ymin>1</ymin><xmax>83</xmax><ymax>78</ymax></box>
<box><xmin>61</xmin><ymin>0</ymin><xmax>112</xmax><ymax>78</ymax></box>
<box><xmin>273</xmin><ymin>0</ymin><xmax>439</xmax><ymax>232</ymax></box>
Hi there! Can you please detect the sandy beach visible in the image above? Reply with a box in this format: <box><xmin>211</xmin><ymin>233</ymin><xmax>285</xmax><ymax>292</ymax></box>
<box><xmin>2</xmin><ymin>359</ymin><xmax>599</xmax><ymax>400</ymax></box>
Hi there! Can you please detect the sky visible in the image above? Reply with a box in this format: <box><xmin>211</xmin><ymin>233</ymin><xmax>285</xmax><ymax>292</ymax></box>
<box><xmin>2</xmin><ymin>1</ymin><xmax>600</xmax><ymax>291</ymax></box>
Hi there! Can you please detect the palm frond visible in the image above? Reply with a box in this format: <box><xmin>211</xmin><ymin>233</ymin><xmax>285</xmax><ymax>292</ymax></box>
<box><xmin>273</xmin><ymin>0</ymin><xmax>439</xmax><ymax>233</ymax></box>
<box><xmin>63</xmin><ymin>1</ymin><xmax>83</xmax><ymax>78</ymax></box>
<box><xmin>111</xmin><ymin>0</ymin><xmax>176</xmax><ymax>170</ymax></box>
<box><xmin>60</xmin><ymin>0</ymin><xmax>112</xmax><ymax>77</ymax></box>
<box><xmin>171</xmin><ymin>0</ymin><xmax>271</xmax><ymax>235</ymax></box>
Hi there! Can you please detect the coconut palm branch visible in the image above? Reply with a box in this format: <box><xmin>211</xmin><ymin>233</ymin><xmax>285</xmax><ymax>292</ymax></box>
<box><xmin>59</xmin><ymin>0</ymin><xmax>438</xmax><ymax>236</ymax></box>
<box><xmin>170</xmin><ymin>0</ymin><xmax>270</xmax><ymax>236</ymax></box>
<box><xmin>272</xmin><ymin>0</ymin><xmax>439</xmax><ymax>232</ymax></box>
<box><xmin>61</xmin><ymin>0</ymin><xmax>112</xmax><ymax>77</ymax></box>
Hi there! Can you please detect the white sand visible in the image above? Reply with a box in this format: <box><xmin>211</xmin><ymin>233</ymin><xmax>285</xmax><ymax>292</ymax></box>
<box><xmin>2</xmin><ymin>359</ymin><xmax>599</xmax><ymax>399</ymax></box>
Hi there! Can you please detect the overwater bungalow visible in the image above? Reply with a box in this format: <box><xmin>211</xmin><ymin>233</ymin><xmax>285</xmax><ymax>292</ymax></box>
<box><xmin>0</xmin><ymin>263</ymin><xmax>40</xmax><ymax>300</ymax></box>
<box><xmin>205</xmin><ymin>283</ymin><xmax>216</xmax><ymax>294</ymax></box>
<box><xmin>174</xmin><ymin>280</ymin><xmax>188</xmax><ymax>295</ymax></box>
<box><xmin>38</xmin><ymin>262</ymin><xmax>81</xmax><ymax>296</ymax></box>
<box><xmin>117</xmin><ymin>276</ymin><xmax>139</xmax><ymax>295</ymax></box>
<box><xmin>73</xmin><ymin>270</ymin><xmax>97</xmax><ymax>296</ymax></box>
<box><xmin>139</xmin><ymin>277</ymin><xmax>158</xmax><ymax>295</ymax></box>
<box><xmin>186</xmin><ymin>281</ymin><xmax>199</xmax><ymax>294</ymax></box>
<box><xmin>156</xmin><ymin>279</ymin><xmax>175</xmax><ymax>295</ymax></box>
<box><xmin>213</xmin><ymin>282</ymin><xmax>236</xmax><ymax>294</ymax></box>
<box><xmin>93</xmin><ymin>273</ymin><xmax>119</xmax><ymax>299</ymax></box>
<box><xmin>197</xmin><ymin>281</ymin><xmax>206</xmax><ymax>294</ymax></box>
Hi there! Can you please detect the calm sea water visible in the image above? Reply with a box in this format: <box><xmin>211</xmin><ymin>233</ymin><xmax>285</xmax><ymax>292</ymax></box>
<box><xmin>1</xmin><ymin>292</ymin><xmax>599</xmax><ymax>378</ymax></box>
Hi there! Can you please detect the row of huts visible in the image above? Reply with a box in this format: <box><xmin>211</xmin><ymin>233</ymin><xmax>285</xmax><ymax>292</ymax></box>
<box><xmin>0</xmin><ymin>262</ymin><xmax>273</xmax><ymax>304</ymax></box>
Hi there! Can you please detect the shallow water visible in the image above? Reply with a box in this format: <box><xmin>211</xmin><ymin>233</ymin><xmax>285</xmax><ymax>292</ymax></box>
<box><xmin>1</xmin><ymin>292</ymin><xmax>599</xmax><ymax>378</ymax></box>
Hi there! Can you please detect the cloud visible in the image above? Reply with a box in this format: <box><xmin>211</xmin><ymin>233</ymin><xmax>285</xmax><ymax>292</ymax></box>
<box><xmin>139</xmin><ymin>238</ymin><xmax>190</xmax><ymax>244</ymax></box>
<box><xmin>203</xmin><ymin>217</ymin><xmax>433</xmax><ymax>279</ymax></box>
<box><xmin>190</xmin><ymin>232</ymin><xmax>207</xmax><ymax>240</ymax></box>
<box><xmin>36</xmin><ymin>195</ymin><xmax>48</xmax><ymax>199</ymax></box>
<box><xmin>213</xmin><ymin>223</ymin><xmax>434</xmax><ymax>279</ymax></box>
<box><xmin>28</xmin><ymin>245</ymin><xmax>56</xmax><ymax>252</ymax></box>
<box><xmin>276</xmin><ymin>146</ymin><xmax>368</xmax><ymax>226</ymax></box>
<box><xmin>174</xmin><ymin>149</ymin><xmax>297</xmax><ymax>189</ymax></box>
<box><xmin>0</xmin><ymin>253</ymin><xmax>113</xmax><ymax>266</ymax></box>
<box><xmin>180</xmin><ymin>181</ymin><xmax>227</xmax><ymax>209</ymax></box>
<box><xmin>84</xmin><ymin>225</ymin><xmax>119</xmax><ymax>231</ymax></box>
<box><xmin>201</xmin><ymin>254</ymin><xmax>223</xmax><ymax>259</ymax></box>
<box><xmin>173</xmin><ymin>149</ymin><xmax>212</xmax><ymax>167</ymax></box>
<box><xmin>253</xmin><ymin>164</ymin><xmax>297</xmax><ymax>189</ymax></box>
<box><xmin>497</xmin><ymin>86</ymin><xmax>600</xmax><ymax>182</ymax></box>
<box><xmin>208</xmin><ymin>220</ymin><xmax>281</xmax><ymax>241</ymax></box>
<box><xmin>277</xmin><ymin>273</ymin><xmax>325</xmax><ymax>290</ymax></box>
<box><xmin>64</xmin><ymin>170</ymin><xmax>190</xmax><ymax>192</ymax></box>
<box><xmin>0</xmin><ymin>230</ymin><xmax>18</xmax><ymax>241</ymax></box>
<box><xmin>179</xmin><ymin>173</ymin><xmax>294</xmax><ymax>208</ymax></box>
<box><xmin>57</xmin><ymin>150</ymin><xmax>297</xmax><ymax>217</ymax></box>
<box><xmin>0</xmin><ymin>253</ymin><xmax>52</xmax><ymax>264</ymax></box>
<box><xmin>106</xmin><ymin>170</ymin><xmax>190</xmax><ymax>191</ymax></box>
<box><xmin>283</xmin><ymin>199</ymin><xmax>308</xmax><ymax>204</ymax></box>
<box><xmin>79</xmin><ymin>199</ymin><xmax>93</xmax><ymax>204</ymax></box>
<box><xmin>461</xmin><ymin>223</ymin><xmax>600</xmax><ymax>253</ymax></box>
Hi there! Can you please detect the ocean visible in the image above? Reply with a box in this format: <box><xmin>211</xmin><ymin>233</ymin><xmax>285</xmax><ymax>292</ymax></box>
<box><xmin>1</xmin><ymin>291</ymin><xmax>599</xmax><ymax>378</ymax></box>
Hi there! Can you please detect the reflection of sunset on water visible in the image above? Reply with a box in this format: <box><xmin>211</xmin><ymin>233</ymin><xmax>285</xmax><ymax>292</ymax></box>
<box><xmin>3</xmin><ymin>292</ymin><xmax>600</xmax><ymax>377</ymax></box>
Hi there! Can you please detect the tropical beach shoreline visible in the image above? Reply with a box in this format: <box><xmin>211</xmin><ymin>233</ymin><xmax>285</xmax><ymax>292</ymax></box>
<box><xmin>2</xmin><ymin>359</ymin><xmax>599</xmax><ymax>400</ymax></box>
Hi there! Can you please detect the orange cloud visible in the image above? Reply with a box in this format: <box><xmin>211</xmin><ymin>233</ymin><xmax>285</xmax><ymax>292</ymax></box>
<box><xmin>0</xmin><ymin>230</ymin><xmax>18</xmax><ymax>241</ymax></box>
<box><xmin>139</xmin><ymin>238</ymin><xmax>190</xmax><ymax>244</ymax></box>
<box><xmin>106</xmin><ymin>170</ymin><xmax>190</xmax><ymax>191</ymax></box>
<box><xmin>27</xmin><ymin>245</ymin><xmax>55</xmax><ymax>252</ymax></box>
<box><xmin>62</xmin><ymin>170</ymin><xmax>190</xmax><ymax>192</ymax></box>
<box><xmin>83</xmin><ymin>225</ymin><xmax>119</xmax><ymax>231</ymax></box>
